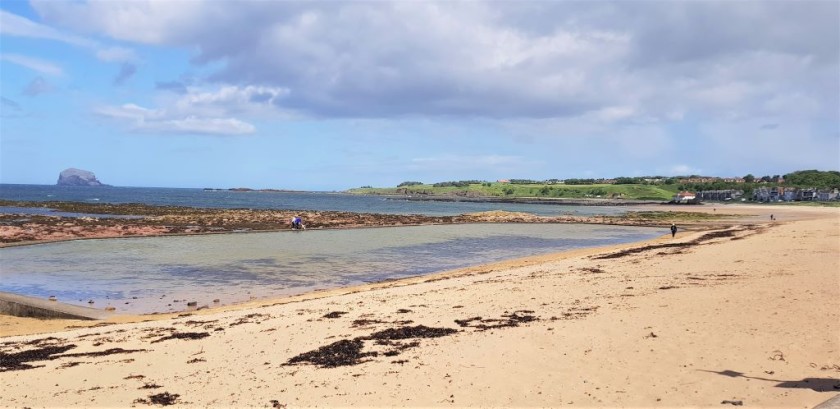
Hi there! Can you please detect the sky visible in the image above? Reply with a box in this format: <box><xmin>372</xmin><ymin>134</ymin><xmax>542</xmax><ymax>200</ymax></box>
<box><xmin>1</xmin><ymin>0</ymin><xmax>838</xmax><ymax>191</ymax></box>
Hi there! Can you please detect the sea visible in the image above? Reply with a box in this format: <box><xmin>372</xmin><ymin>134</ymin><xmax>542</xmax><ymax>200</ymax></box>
<box><xmin>0</xmin><ymin>184</ymin><xmax>660</xmax><ymax>314</ymax></box>
<box><xmin>0</xmin><ymin>184</ymin><xmax>627</xmax><ymax>216</ymax></box>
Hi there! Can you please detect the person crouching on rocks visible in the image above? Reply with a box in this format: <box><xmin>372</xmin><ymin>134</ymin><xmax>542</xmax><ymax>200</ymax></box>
<box><xmin>291</xmin><ymin>216</ymin><xmax>304</xmax><ymax>230</ymax></box>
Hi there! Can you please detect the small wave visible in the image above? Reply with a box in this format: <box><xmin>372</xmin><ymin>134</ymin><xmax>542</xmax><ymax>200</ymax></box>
<box><xmin>89</xmin><ymin>198</ymin><xmax>100</xmax><ymax>201</ymax></box>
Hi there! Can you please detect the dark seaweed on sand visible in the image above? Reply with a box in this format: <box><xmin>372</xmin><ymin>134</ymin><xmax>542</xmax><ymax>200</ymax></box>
<box><xmin>286</xmin><ymin>325</ymin><xmax>459</xmax><ymax>368</ymax></box>
<box><xmin>323</xmin><ymin>311</ymin><xmax>348</xmax><ymax>319</ymax></box>
<box><xmin>454</xmin><ymin>310</ymin><xmax>538</xmax><ymax>331</ymax></box>
<box><xmin>351</xmin><ymin>319</ymin><xmax>384</xmax><ymax>327</ymax></box>
<box><xmin>61</xmin><ymin>348</ymin><xmax>147</xmax><ymax>358</ymax></box>
<box><xmin>0</xmin><ymin>344</ymin><xmax>146</xmax><ymax>372</ymax></box>
<box><xmin>593</xmin><ymin>226</ymin><xmax>757</xmax><ymax>260</ymax></box>
<box><xmin>593</xmin><ymin>242</ymin><xmax>692</xmax><ymax>259</ymax></box>
<box><xmin>134</xmin><ymin>392</ymin><xmax>180</xmax><ymax>406</ymax></box>
<box><xmin>0</xmin><ymin>345</ymin><xmax>75</xmax><ymax>372</ymax></box>
<box><xmin>286</xmin><ymin>339</ymin><xmax>375</xmax><ymax>368</ymax></box>
<box><xmin>151</xmin><ymin>332</ymin><xmax>209</xmax><ymax>344</ymax></box>
<box><xmin>365</xmin><ymin>325</ymin><xmax>458</xmax><ymax>341</ymax></box>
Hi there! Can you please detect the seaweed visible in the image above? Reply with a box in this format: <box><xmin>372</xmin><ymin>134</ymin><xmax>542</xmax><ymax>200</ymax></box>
<box><xmin>593</xmin><ymin>226</ymin><xmax>752</xmax><ymax>260</ymax></box>
<box><xmin>151</xmin><ymin>332</ymin><xmax>209</xmax><ymax>344</ymax></box>
<box><xmin>286</xmin><ymin>339</ymin><xmax>375</xmax><ymax>368</ymax></box>
<box><xmin>351</xmin><ymin>319</ymin><xmax>384</xmax><ymax>327</ymax></box>
<box><xmin>286</xmin><ymin>325</ymin><xmax>458</xmax><ymax>368</ymax></box>
<box><xmin>0</xmin><ymin>345</ymin><xmax>76</xmax><ymax>372</ymax></box>
<box><xmin>454</xmin><ymin>311</ymin><xmax>538</xmax><ymax>331</ymax></box>
<box><xmin>134</xmin><ymin>392</ymin><xmax>180</xmax><ymax>406</ymax></box>
<box><xmin>323</xmin><ymin>311</ymin><xmax>348</xmax><ymax>319</ymax></box>
<box><xmin>366</xmin><ymin>325</ymin><xmax>458</xmax><ymax>341</ymax></box>
<box><xmin>60</xmin><ymin>348</ymin><xmax>147</xmax><ymax>358</ymax></box>
<box><xmin>593</xmin><ymin>242</ymin><xmax>691</xmax><ymax>259</ymax></box>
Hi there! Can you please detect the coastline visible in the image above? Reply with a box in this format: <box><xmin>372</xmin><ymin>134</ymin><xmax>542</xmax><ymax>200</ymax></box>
<box><xmin>1</xmin><ymin>205</ymin><xmax>837</xmax><ymax>407</ymax></box>
<box><xmin>0</xmin><ymin>199</ymin><xmax>774</xmax><ymax>248</ymax></box>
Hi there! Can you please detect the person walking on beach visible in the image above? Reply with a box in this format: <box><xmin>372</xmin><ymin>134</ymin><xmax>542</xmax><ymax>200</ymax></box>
<box><xmin>670</xmin><ymin>223</ymin><xmax>677</xmax><ymax>238</ymax></box>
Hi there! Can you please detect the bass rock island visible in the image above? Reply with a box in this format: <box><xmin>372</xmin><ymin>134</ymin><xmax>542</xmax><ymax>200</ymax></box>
<box><xmin>56</xmin><ymin>168</ymin><xmax>107</xmax><ymax>186</ymax></box>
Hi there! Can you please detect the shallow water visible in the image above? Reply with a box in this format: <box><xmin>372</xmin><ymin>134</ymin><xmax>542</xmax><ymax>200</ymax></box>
<box><xmin>0</xmin><ymin>224</ymin><xmax>660</xmax><ymax>314</ymax></box>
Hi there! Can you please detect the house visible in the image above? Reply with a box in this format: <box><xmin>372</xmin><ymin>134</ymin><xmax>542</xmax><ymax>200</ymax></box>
<box><xmin>696</xmin><ymin>190</ymin><xmax>743</xmax><ymax>201</ymax></box>
<box><xmin>753</xmin><ymin>187</ymin><xmax>771</xmax><ymax>202</ymax></box>
<box><xmin>769</xmin><ymin>187</ymin><xmax>781</xmax><ymax>201</ymax></box>
<box><xmin>782</xmin><ymin>189</ymin><xmax>797</xmax><ymax>201</ymax></box>
<box><xmin>798</xmin><ymin>188</ymin><xmax>817</xmax><ymax>201</ymax></box>
<box><xmin>817</xmin><ymin>189</ymin><xmax>840</xmax><ymax>201</ymax></box>
<box><xmin>672</xmin><ymin>191</ymin><xmax>696</xmax><ymax>203</ymax></box>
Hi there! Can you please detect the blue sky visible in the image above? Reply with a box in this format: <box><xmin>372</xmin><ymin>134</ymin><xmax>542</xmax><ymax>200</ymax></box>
<box><xmin>1</xmin><ymin>0</ymin><xmax>838</xmax><ymax>190</ymax></box>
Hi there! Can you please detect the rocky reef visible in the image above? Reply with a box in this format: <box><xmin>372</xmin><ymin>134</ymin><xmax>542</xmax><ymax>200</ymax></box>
<box><xmin>56</xmin><ymin>168</ymin><xmax>106</xmax><ymax>186</ymax></box>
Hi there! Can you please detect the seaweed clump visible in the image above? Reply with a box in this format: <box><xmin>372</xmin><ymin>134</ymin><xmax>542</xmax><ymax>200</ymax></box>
<box><xmin>0</xmin><ymin>345</ymin><xmax>76</xmax><ymax>372</ymax></box>
<box><xmin>367</xmin><ymin>325</ymin><xmax>458</xmax><ymax>340</ymax></box>
<box><xmin>286</xmin><ymin>339</ymin><xmax>374</xmax><ymax>368</ymax></box>
<box><xmin>151</xmin><ymin>332</ymin><xmax>209</xmax><ymax>344</ymax></box>
<box><xmin>286</xmin><ymin>325</ymin><xmax>460</xmax><ymax>368</ymax></box>
<box><xmin>134</xmin><ymin>392</ymin><xmax>181</xmax><ymax>406</ymax></box>
<box><xmin>454</xmin><ymin>311</ymin><xmax>538</xmax><ymax>331</ymax></box>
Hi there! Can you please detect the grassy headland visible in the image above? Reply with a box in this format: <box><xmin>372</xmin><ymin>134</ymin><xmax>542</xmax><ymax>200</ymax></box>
<box><xmin>348</xmin><ymin>182</ymin><xmax>678</xmax><ymax>201</ymax></box>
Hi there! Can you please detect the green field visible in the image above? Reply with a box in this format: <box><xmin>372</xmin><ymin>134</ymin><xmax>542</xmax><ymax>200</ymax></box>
<box><xmin>348</xmin><ymin>182</ymin><xmax>679</xmax><ymax>201</ymax></box>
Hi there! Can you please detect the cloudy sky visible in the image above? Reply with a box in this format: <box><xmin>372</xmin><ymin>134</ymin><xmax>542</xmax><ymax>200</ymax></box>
<box><xmin>1</xmin><ymin>0</ymin><xmax>837</xmax><ymax>190</ymax></box>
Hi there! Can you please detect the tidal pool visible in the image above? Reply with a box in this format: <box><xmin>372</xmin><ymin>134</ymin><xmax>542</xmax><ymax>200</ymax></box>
<box><xmin>0</xmin><ymin>223</ymin><xmax>660</xmax><ymax>314</ymax></box>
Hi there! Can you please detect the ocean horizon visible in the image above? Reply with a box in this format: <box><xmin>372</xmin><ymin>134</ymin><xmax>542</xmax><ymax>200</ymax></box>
<box><xmin>0</xmin><ymin>183</ymin><xmax>629</xmax><ymax>217</ymax></box>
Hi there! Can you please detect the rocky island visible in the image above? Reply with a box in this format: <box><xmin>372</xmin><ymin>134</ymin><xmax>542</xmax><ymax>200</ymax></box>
<box><xmin>56</xmin><ymin>168</ymin><xmax>107</xmax><ymax>187</ymax></box>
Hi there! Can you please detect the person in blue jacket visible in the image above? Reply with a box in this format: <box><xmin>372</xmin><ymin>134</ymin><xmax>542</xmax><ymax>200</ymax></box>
<box><xmin>291</xmin><ymin>216</ymin><xmax>303</xmax><ymax>230</ymax></box>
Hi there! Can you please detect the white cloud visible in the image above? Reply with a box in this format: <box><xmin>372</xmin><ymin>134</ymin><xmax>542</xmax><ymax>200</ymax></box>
<box><xmin>1</xmin><ymin>54</ymin><xmax>63</xmax><ymax>76</ymax></box>
<box><xmin>0</xmin><ymin>9</ymin><xmax>95</xmax><ymax>47</ymax></box>
<box><xmin>173</xmin><ymin>85</ymin><xmax>291</xmax><ymax>117</ymax></box>
<box><xmin>93</xmin><ymin>84</ymin><xmax>289</xmax><ymax>135</ymax></box>
<box><xmin>1</xmin><ymin>9</ymin><xmax>137</xmax><ymax>66</ymax></box>
<box><xmin>136</xmin><ymin>116</ymin><xmax>255</xmax><ymax>135</ymax></box>
<box><xmin>96</xmin><ymin>103</ymin><xmax>255</xmax><ymax>136</ymax></box>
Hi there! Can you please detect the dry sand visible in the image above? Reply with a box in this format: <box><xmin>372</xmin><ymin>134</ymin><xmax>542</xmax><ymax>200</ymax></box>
<box><xmin>1</xmin><ymin>204</ymin><xmax>838</xmax><ymax>407</ymax></box>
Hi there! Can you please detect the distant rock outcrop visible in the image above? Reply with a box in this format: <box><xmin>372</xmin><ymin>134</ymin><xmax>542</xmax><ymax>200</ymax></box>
<box><xmin>57</xmin><ymin>168</ymin><xmax>106</xmax><ymax>186</ymax></box>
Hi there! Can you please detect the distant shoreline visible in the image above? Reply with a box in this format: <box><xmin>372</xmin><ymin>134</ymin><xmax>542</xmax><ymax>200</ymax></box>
<box><xmin>376</xmin><ymin>193</ymin><xmax>666</xmax><ymax>206</ymax></box>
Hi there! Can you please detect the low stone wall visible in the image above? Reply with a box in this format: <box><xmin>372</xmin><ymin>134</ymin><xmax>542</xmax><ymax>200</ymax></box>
<box><xmin>0</xmin><ymin>291</ymin><xmax>111</xmax><ymax>320</ymax></box>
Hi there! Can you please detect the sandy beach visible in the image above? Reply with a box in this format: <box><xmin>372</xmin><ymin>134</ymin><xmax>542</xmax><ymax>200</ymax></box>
<box><xmin>1</xmin><ymin>204</ymin><xmax>838</xmax><ymax>407</ymax></box>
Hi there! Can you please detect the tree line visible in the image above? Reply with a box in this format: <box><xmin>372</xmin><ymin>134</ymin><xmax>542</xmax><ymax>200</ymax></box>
<box><xmin>391</xmin><ymin>170</ymin><xmax>839</xmax><ymax>191</ymax></box>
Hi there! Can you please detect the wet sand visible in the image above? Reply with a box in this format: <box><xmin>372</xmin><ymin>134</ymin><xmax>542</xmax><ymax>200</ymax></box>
<box><xmin>0</xmin><ymin>204</ymin><xmax>838</xmax><ymax>407</ymax></box>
